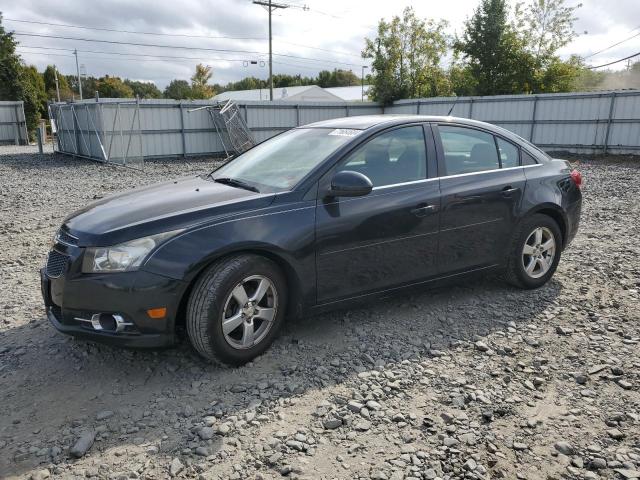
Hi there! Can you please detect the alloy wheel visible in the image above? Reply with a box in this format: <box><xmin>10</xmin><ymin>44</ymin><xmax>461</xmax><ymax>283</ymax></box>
<box><xmin>521</xmin><ymin>226</ymin><xmax>556</xmax><ymax>279</ymax></box>
<box><xmin>221</xmin><ymin>275</ymin><xmax>278</xmax><ymax>350</ymax></box>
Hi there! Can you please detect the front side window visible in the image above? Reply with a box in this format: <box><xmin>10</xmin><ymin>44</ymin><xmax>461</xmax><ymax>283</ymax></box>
<box><xmin>213</xmin><ymin>128</ymin><xmax>358</xmax><ymax>192</ymax></box>
<box><xmin>496</xmin><ymin>137</ymin><xmax>520</xmax><ymax>168</ymax></box>
<box><xmin>439</xmin><ymin>125</ymin><xmax>500</xmax><ymax>175</ymax></box>
<box><xmin>338</xmin><ymin>126</ymin><xmax>427</xmax><ymax>187</ymax></box>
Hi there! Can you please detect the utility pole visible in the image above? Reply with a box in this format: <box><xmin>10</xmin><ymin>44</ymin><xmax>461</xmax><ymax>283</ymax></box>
<box><xmin>74</xmin><ymin>49</ymin><xmax>83</xmax><ymax>100</ymax></box>
<box><xmin>253</xmin><ymin>1</ymin><xmax>303</xmax><ymax>101</ymax></box>
<box><xmin>53</xmin><ymin>65</ymin><xmax>61</xmax><ymax>103</ymax></box>
<box><xmin>361</xmin><ymin>65</ymin><xmax>368</xmax><ymax>102</ymax></box>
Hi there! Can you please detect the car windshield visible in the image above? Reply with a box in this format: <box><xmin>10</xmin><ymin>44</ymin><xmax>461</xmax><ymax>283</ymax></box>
<box><xmin>211</xmin><ymin>128</ymin><xmax>359</xmax><ymax>192</ymax></box>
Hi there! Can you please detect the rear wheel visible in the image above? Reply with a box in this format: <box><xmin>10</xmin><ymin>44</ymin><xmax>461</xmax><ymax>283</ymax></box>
<box><xmin>505</xmin><ymin>214</ymin><xmax>562</xmax><ymax>289</ymax></box>
<box><xmin>186</xmin><ymin>255</ymin><xmax>287</xmax><ymax>365</ymax></box>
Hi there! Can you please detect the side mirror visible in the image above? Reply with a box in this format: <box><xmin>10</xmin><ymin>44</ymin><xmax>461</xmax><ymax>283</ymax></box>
<box><xmin>329</xmin><ymin>170</ymin><xmax>373</xmax><ymax>197</ymax></box>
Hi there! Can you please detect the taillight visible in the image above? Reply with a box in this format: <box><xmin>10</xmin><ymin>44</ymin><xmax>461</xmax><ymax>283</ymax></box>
<box><xmin>570</xmin><ymin>169</ymin><xmax>582</xmax><ymax>189</ymax></box>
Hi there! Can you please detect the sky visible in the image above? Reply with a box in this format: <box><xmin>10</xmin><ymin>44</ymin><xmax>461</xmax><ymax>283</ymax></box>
<box><xmin>2</xmin><ymin>0</ymin><xmax>640</xmax><ymax>90</ymax></box>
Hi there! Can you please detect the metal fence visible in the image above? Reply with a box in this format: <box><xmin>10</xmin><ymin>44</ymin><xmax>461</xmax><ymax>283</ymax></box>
<box><xmin>0</xmin><ymin>101</ymin><xmax>28</xmax><ymax>145</ymax></box>
<box><xmin>386</xmin><ymin>90</ymin><xmax>640</xmax><ymax>155</ymax></box>
<box><xmin>48</xmin><ymin>90</ymin><xmax>640</xmax><ymax>167</ymax></box>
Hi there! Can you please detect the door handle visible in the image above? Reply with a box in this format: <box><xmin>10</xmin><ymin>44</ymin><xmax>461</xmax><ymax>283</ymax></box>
<box><xmin>501</xmin><ymin>186</ymin><xmax>520</xmax><ymax>197</ymax></box>
<box><xmin>410</xmin><ymin>204</ymin><xmax>437</xmax><ymax>217</ymax></box>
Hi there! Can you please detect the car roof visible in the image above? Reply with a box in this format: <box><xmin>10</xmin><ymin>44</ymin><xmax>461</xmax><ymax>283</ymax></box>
<box><xmin>303</xmin><ymin>115</ymin><xmax>491</xmax><ymax>130</ymax></box>
<box><xmin>302</xmin><ymin>114</ymin><xmax>530</xmax><ymax>147</ymax></box>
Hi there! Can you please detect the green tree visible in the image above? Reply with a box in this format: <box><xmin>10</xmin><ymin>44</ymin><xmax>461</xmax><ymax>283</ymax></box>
<box><xmin>21</xmin><ymin>65</ymin><xmax>47</xmax><ymax>116</ymax></box>
<box><xmin>363</xmin><ymin>7</ymin><xmax>451</xmax><ymax>105</ymax></box>
<box><xmin>455</xmin><ymin>0</ymin><xmax>534</xmax><ymax>95</ymax></box>
<box><xmin>164</xmin><ymin>79</ymin><xmax>192</xmax><ymax>99</ymax></box>
<box><xmin>124</xmin><ymin>79</ymin><xmax>162</xmax><ymax>99</ymax></box>
<box><xmin>0</xmin><ymin>13</ymin><xmax>40</xmax><ymax>137</ymax></box>
<box><xmin>514</xmin><ymin>0</ymin><xmax>583</xmax><ymax>92</ymax></box>
<box><xmin>448</xmin><ymin>61</ymin><xmax>478</xmax><ymax>96</ymax></box>
<box><xmin>316</xmin><ymin>69</ymin><xmax>360</xmax><ymax>88</ymax></box>
<box><xmin>96</xmin><ymin>76</ymin><xmax>134</xmax><ymax>98</ymax></box>
<box><xmin>190</xmin><ymin>63</ymin><xmax>215</xmax><ymax>99</ymax></box>
<box><xmin>43</xmin><ymin>65</ymin><xmax>73</xmax><ymax>101</ymax></box>
<box><xmin>514</xmin><ymin>0</ymin><xmax>581</xmax><ymax>63</ymax></box>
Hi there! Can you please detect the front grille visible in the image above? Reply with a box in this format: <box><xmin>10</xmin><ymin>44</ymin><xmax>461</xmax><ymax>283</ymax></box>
<box><xmin>46</xmin><ymin>250</ymin><xmax>69</xmax><ymax>278</ymax></box>
<box><xmin>56</xmin><ymin>228</ymin><xmax>78</xmax><ymax>246</ymax></box>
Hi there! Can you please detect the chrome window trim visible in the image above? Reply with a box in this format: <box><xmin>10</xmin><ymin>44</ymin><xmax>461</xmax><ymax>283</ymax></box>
<box><xmin>440</xmin><ymin>164</ymin><xmax>542</xmax><ymax>180</ymax></box>
<box><xmin>372</xmin><ymin>177</ymin><xmax>438</xmax><ymax>191</ymax></box>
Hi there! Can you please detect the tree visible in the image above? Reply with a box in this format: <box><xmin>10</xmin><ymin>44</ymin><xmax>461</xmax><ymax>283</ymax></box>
<box><xmin>96</xmin><ymin>76</ymin><xmax>134</xmax><ymax>98</ymax></box>
<box><xmin>514</xmin><ymin>0</ymin><xmax>583</xmax><ymax>92</ymax></box>
<box><xmin>448</xmin><ymin>61</ymin><xmax>478</xmax><ymax>96</ymax></box>
<box><xmin>0</xmin><ymin>13</ymin><xmax>40</xmax><ymax>137</ymax></box>
<box><xmin>164</xmin><ymin>79</ymin><xmax>192</xmax><ymax>99</ymax></box>
<box><xmin>190</xmin><ymin>63</ymin><xmax>215</xmax><ymax>99</ymax></box>
<box><xmin>316</xmin><ymin>69</ymin><xmax>360</xmax><ymax>88</ymax></box>
<box><xmin>124</xmin><ymin>79</ymin><xmax>162</xmax><ymax>99</ymax></box>
<box><xmin>21</xmin><ymin>65</ymin><xmax>47</xmax><ymax>116</ymax></box>
<box><xmin>363</xmin><ymin>7</ymin><xmax>451</xmax><ymax>105</ymax></box>
<box><xmin>514</xmin><ymin>0</ymin><xmax>581</xmax><ymax>63</ymax></box>
<box><xmin>455</xmin><ymin>0</ymin><xmax>534</xmax><ymax>95</ymax></box>
<box><xmin>43</xmin><ymin>65</ymin><xmax>73</xmax><ymax>101</ymax></box>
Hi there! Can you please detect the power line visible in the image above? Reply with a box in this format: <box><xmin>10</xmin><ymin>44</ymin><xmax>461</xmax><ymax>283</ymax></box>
<box><xmin>16</xmin><ymin>46</ymin><xmax>346</xmax><ymax>75</ymax></box>
<box><xmin>584</xmin><ymin>28</ymin><xmax>640</xmax><ymax>59</ymax></box>
<box><xmin>588</xmin><ymin>51</ymin><xmax>640</xmax><ymax>69</ymax></box>
<box><xmin>17</xmin><ymin>44</ymin><xmax>358</xmax><ymax>72</ymax></box>
<box><xmin>4</xmin><ymin>17</ymin><xmax>266</xmax><ymax>41</ymax></box>
<box><xmin>5</xmin><ymin>17</ymin><xmax>362</xmax><ymax>59</ymax></box>
<box><xmin>12</xmin><ymin>31</ymin><xmax>364</xmax><ymax>67</ymax></box>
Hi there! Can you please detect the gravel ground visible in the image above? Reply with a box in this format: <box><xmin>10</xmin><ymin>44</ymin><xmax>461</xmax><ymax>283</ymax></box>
<box><xmin>0</xmin><ymin>145</ymin><xmax>639</xmax><ymax>480</ymax></box>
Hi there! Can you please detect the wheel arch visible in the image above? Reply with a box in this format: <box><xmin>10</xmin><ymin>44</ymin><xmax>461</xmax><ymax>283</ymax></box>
<box><xmin>521</xmin><ymin>203</ymin><xmax>568</xmax><ymax>248</ymax></box>
<box><xmin>174</xmin><ymin>247</ymin><xmax>304</xmax><ymax>329</ymax></box>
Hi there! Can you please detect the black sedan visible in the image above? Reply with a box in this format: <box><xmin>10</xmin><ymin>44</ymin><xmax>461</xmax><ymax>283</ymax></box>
<box><xmin>42</xmin><ymin>115</ymin><xmax>582</xmax><ymax>364</ymax></box>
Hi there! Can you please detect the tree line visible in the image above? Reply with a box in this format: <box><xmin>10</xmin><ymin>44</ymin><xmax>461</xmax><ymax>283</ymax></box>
<box><xmin>1</xmin><ymin>2</ymin><xmax>639</xmax><ymax>137</ymax></box>
<box><xmin>363</xmin><ymin>0</ymin><xmax>639</xmax><ymax>104</ymax></box>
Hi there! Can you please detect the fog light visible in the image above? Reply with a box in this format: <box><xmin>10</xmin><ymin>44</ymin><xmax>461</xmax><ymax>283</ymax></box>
<box><xmin>147</xmin><ymin>307</ymin><xmax>167</xmax><ymax>319</ymax></box>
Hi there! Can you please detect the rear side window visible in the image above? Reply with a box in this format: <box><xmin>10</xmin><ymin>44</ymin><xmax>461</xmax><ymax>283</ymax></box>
<box><xmin>521</xmin><ymin>150</ymin><xmax>539</xmax><ymax>165</ymax></box>
<box><xmin>338</xmin><ymin>126</ymin><xmax>427</xmax><ymax>187</ymax></box>
<box><xmin>439</xmin><ymin>125</ymin><xmax>499</xmax><ymax>175</ymax></box>
<box><xmin>496</xmin><ymin>137</ymin><xmax>519</xmax><ymax>168</ymax></box>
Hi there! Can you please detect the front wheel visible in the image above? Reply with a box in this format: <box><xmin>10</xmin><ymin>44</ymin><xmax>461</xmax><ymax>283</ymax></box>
<box><xmin>186</xmin><ymin>255</ymin><xmax>287</xmax><ymax>365</ymax></box>
<box><xmin>505</xmin><ymin>214</ymin><xmax>562</xmax><ymax>289</ymax></box>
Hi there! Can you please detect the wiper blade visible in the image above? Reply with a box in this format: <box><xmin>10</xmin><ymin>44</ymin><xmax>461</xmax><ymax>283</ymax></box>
<box><xmin>214</xmin><ymin>177</ymin><xmax>260</xmax><ymax>193</ymax></box>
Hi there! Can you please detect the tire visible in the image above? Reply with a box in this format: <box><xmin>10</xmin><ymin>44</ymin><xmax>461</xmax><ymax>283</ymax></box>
<box><xmin>504</xmin><ymin>214</ymin><xmax>562</xmax><ymax>289</ymax></box>
<box><xmin>186</xmin><ymin>254</ymin><xmax>287</xmax><ymax>365</ymax></box>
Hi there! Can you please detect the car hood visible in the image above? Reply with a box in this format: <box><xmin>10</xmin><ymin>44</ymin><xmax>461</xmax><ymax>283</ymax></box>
<box><xmin>64</xmin><ymin>175</ymin><xmax>274</xmax><ymax>246</ymax></box>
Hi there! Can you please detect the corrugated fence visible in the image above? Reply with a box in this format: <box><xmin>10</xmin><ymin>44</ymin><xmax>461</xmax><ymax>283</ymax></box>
<box><xmin>49</xmin><ymin>90</ymin><xmax>640</xmax><ymax>164</ymax></box>
<box><xmin>0</xmin><ymin>101</ymin><xmax>28</xmax><ymax>145</ymax></box>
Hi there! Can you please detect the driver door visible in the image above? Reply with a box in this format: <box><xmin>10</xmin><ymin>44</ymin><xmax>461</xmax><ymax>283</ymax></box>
<box><xmin>314</xmin><ymin>124</ymin><xmax>441</xmax><ymax>303</ymax></box>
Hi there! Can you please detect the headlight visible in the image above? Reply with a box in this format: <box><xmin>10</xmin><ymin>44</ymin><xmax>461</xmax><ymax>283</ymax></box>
<box><xmin>82</xmin><ymin>230</ymin><xmax>182</xmax><ymax>273</ymax></box>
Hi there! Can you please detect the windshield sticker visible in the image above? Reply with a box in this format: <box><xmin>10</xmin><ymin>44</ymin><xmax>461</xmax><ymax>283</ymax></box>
<box><xmin>328</xmin><ymin>128</ymin><xmax>361</xmax><ymax>137</ymax></box>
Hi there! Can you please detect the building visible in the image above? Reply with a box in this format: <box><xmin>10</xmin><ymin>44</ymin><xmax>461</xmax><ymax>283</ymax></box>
<box><xmin>212</xmin><ymin>84</ymin><xmax>371</xmax><ymax>102</ymax></box>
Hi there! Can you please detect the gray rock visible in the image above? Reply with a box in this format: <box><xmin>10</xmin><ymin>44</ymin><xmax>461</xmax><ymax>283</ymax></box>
<box><xmin>198</xmin><ymin>426</ymin><xmax>215</xmax><ymax>440</ymax></box>
<box><xmin>323</xmin><ymin>418</ymin><xmax>342</xmax><ymax>430</ymax></box>
<box><xmin>169</xmin><ymin>457</ymin><xmax>184</xmax><ymax>476</ymax></box>
<box><xmin>554</xmin><ymin>441</ymin><xmax>575</xmax><ymax>455</ymax></box>
<box><xmin>69</xmin><ymin>430</ymin><xmax>95</xmax><ymax>458</ymax></box>
<box><xmin>95</xmin><ymin>410</ymin><xmax>114</xmax><ymax>421</ymax></box>
<box><xmin>607</xmin><ymin>428</ymin><xmax>625</xmax><ymax>440</ymax></box>
<box><xmin>589</xmin><ymin>458</ymin><xmax>607</xmax><ymax>470</ymax></box>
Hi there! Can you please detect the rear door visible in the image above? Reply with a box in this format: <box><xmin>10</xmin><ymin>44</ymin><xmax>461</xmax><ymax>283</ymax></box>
<box><xmin>434</xmin><ymin>124</ymin><xmax>526</xmax><ymax>272</ymax></box>
<box><xmin>315</xmin><ymin>124</ymin><xmax>440</xmax><ymax>303</ymax></box>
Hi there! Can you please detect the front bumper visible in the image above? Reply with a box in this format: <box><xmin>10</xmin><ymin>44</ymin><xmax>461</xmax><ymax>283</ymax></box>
<box><xmin>41</xmin><ymin>255</ymin><xmax>187</xmax><ymax>348</ymax></box>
